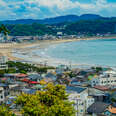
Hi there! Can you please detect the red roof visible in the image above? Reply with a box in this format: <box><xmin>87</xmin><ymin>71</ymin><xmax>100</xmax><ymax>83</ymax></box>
<box><xmin>16</xmin><ymin>74</ymin><xmax>28</xmax><ymax>78</ymax></box>
<box><xmin>1</xmin><ymin>78</ymin><xmax>7</xmax><ymax>81</ymax></box>
<box><xmin>108</xmin><ymin>106</ymin><xmax>116</xmax><ymax>114</ymax></box>
<box><xmin>94</xmin><ymin>85</ymin><xmax>109</xmax><ymax>91</ymax></box>
<box><xmin>21</xmin><ymin>78</ymin><xmax>30</xmax><ymax>82</ymax></box>
<box><xmin>28</xmin><ymin>81</ymin><xmax>39</xmax><ymax>84</ymax></box>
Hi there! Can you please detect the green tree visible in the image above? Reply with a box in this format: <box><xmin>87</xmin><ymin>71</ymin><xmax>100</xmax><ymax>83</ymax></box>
<box><xmin>0</xmin><ymin>105</ymin><xmax>15</xmax><ymax>116</ymax></box>
<box><xmin>16</xmin><ymin>83</ymin><xmax>76</xmax><ymax>116</ymax></box>
<box><xmin>0</xmin><ymin>24</ymin><xmax>10</xmax><ymax>35</ymax></box>
<box><xmin>5</xmin><ymin>68</ymin><xmax>16</xmax><ymax>73</ymax></box>
<box><xmin>0</xmin><ymin>69</ymin><xmax>5</xmax><ymax>76</ymax></box>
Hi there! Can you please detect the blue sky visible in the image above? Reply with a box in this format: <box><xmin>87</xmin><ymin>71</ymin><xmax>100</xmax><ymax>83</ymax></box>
<box><xmin>0</xmin><ymin>0</ymin><xmax>116</xmax><ymax>20</ymax></box>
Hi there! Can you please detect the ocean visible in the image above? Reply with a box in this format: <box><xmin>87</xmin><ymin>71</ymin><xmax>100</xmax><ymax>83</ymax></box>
<box><xmin>36</xmin><ymin>38</ymin><xmax>116</xmax><ymax>67</ymax></box>
<box><xmin>14</xmin><ymin>38</ymin><xmax>116</xmax><ymax>67</ymax></box>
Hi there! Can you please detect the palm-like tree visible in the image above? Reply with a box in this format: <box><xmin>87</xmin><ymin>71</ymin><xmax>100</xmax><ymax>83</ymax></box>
<box><xmin>0</xmin><ymin>24</ymin><xmax>9</xmax><ymax>35</ymax></box>
<box><xmin>0</xmin><ymin>24</ymin><xmax>10</xmax><ymax>41</ymax></box>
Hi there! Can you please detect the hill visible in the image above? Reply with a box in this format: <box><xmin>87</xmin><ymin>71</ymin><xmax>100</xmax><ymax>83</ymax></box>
<box><xmin>1</xmin><ymin>14</ymin><xmax>103</xmax><ymax>24</ymax></box>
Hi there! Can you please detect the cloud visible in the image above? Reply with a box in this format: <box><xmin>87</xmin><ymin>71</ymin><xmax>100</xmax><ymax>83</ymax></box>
<box><xmin>0</xmin><ymin>0</ymin><xmax>116</xmax><ymax>20</ymax></box>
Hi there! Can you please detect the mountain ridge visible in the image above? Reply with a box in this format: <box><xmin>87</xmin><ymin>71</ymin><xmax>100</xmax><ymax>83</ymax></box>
<box><xmin>0</xmin><ymin>14</ymin><xmax>104</xmax><ymax>24</ymax></box>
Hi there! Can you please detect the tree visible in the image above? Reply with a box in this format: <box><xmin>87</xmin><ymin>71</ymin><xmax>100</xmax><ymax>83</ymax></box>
<box><xmin>16</xmin><ymin>83</ymin><xmax>76</xmax><ymax>116</ymax></box>
<box><xmin>0</xmin><ymin>24</ymin><xmax>10</xmax><ymax>35</ymax></box>
<box><xmin>36</xmin><ymin>67</ymin><xmax>47</xmax><ymax>74</ymax></box>
<box><xmin>0</xmin><ymin>105</ymin><xmax>15</xmax><ymax>116</ymax></box>
<box><xmin>0</xmin><ymin>69</ymin><xmax>5</xmax><ymax>76</ymax></box>
<box><xmin>5</xmin><ymin>68</ymin><xmax>16</xmax><ymax>73</ymax></box>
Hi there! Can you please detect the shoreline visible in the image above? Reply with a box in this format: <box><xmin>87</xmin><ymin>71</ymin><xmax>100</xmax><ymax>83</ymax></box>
<box><xmin>1</xmin><ymin>36</ymin><xmax>116</xmax><ymax>67</ymax></box>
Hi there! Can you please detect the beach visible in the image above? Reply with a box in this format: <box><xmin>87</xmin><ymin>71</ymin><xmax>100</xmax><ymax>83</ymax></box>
<box><xmin>1</xmin><ymin>36</ymin><xmax>116</xmax><ymax>67</ymax></box>
<box><xmin>0</xmin><ymin>39</ymin><xmax>81</xmax><ymax>66</ymax></box>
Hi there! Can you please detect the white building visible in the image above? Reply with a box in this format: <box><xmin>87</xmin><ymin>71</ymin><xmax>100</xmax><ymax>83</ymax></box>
<box><xmin>67</xmin><ymin>86</ymin><xmax>94</xmax><ymax>116</ymax></box>
<box><xmin>0</xmin><ymin>87</ymin><xmax>5</xmax><ymax>103</ymax></box>
<box><xmin>91</xmin><ymin>71</ymin><xmax>116</xmax><ymax>87</ymax></box>
<box><xmin>0</xmin><ymin>56</ymin><xmax>8</xmax><ymax>70</ymax></box>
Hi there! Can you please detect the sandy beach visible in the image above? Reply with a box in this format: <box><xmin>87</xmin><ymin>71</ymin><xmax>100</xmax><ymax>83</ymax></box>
<box><xmin>0</xmin><ymin>39</ymin><xmax>81</xmax><ymax>65</ymax></box>
<box><xmin>1</xmin><ymin>36</ymin><xmax>116</xmax><ymax>67</ymax></box>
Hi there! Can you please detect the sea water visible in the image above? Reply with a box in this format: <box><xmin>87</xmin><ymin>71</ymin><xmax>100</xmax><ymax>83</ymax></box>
<box><xmin>37</xmin><ymin>38</ymin><xmax>116</xmax><ymax>67</ymax></box>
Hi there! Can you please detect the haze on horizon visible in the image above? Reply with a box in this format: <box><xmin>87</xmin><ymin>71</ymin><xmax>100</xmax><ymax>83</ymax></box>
<box><xmin>0</xmin><ymin>0</ymin><xmax>116</xmax><ymax>20</ymax></box>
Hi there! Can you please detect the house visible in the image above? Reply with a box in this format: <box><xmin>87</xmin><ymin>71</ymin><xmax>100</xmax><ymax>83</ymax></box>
<box><xmin>16</xmin><ymin>74</ymin><xmax>28</xmax><ymax>78</ymax></box>
<box><xmin>21</xmin><ymin>89</ymin><xmax>37</xmax><ymax>94</ymax></box>
<box><xmin>0</xmin><ymin>87</ymin><xmax>5</xmax><ymax>104</ymax></box>
<box><xmin>70</xmin><ymin>79</ymin><xmax>89</xmax><ymax>86</ymax></box>
<box><xmin>88</xmin><ymin>86</ymin><xmax>110</xmax><ymax>103</ymax></box>
<box><xmin>67</xmin><ymin>86</ymin><xmax>94</xmax><ymax>116</ymax></box>
<box><xmin>77</xmin><ymin>69</ymin><xmax>96</xmax><ymax>77</ymax></box>
<box><xmin>0</xmin><ymin>83</ymin><xmax>9</xmax><ymax>97</ymax></box>
<box><xmin>87</xmin><ymin>102</ymin><xmax>110</xmax><ymax>116</ymax></box>
<box><xmin>16</xmin><ymin>74</ymin><xmax>28</xmax><ymax>81</ymax></box>
<box><xmin>28</xmin><ymin>74</ymin><xmax>43</xmax><ymax>82</ymax></box>
<box><xmin>104</xmin><ymin>103</ymin><xmax>116</xmax><ymax>116</ymax></box>
<box><xmin>4</xmin><ymin>73</ymin><xmax>17</xmax><ymax>79</ymax></box>
<box><xmin>45</xmin><ymin>72</ymin><xmax>57</xmax><ymax>81</ymax></box>
<box><xmin>90</xmin><ymin>73</ymin><xmax>116</xmax><ymax>87</ymax></box>
<box><xmin>9</xmin><ymin>86</ymin><xmax>23</xmax><ymax>96</ymax></box>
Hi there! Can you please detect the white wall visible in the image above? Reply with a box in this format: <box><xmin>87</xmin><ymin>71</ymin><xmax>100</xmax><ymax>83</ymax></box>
<box><xmin>0</xmin><ymin>87</ymin><xmax>5</xmax><ymax>103</ymax></box>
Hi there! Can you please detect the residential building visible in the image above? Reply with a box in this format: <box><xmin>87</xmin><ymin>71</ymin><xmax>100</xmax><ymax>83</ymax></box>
<box><xmin>104</xmin><ymin>104</ymin><xmax>116</xmax><ymax>116</ymax></box>
<box><xmin>67</xmin><ymin>86</ymin><xmax>94</xmax><ymax>116</ymax></box>
<box><xmin>0</xmin><ymin>56</ymin><xmax>8</xmax><ymax>70</ymax></box>
<box><xmin>0</xmin><ymin>87</ymin><xmax>5</xmax><ymax>104</ymax></box>
<box><xmin>91</xmin><ymin>73</ymin><xmax>116</xmax><ymax>87</ymax></box>
<box><xmin>87</xmin><ymin>102</ymin><xmax>110</xmax><ymax>116</ymax></box>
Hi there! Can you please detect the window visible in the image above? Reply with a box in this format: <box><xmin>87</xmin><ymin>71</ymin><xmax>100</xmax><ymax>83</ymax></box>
<box><xmin>0</xmin><ymin>90</ymin><xmax>2</xmax><ymax>94</ymax></box>
<box><xmin>1</xmin><ymin>96</ymin><xmax>3</xmax><ymax>99</ymax></box>
<box><xmin>80</xmin><ymin>109</ymin><xmax>83</xmax><ymax>112</ymax></box>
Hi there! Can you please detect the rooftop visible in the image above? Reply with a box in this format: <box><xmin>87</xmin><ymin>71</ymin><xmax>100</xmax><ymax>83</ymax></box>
<box><xmin>66</xmin><ymin>86</ymin><xmax>86</xmax><ymax>93</ymax></box>
<box><xmin>108</xmin><ymin>105</ymin><xmax>116</xmax><ymax>114</ymax></box>
<box><xmin>94</xmin><ymin>85</ymin><xmax>109</xmax><ymax>91</ymax></box>
<box><xmin>87</xmin><ymin>102</ymin><xmax>110</xmax><ymax>114</ymax></box>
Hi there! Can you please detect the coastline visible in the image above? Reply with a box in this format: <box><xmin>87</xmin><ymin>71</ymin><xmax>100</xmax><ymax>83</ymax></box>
<box><xmin>1</xmin><ymin>36</ymin><xmax>116</xmax><ymax>67</ymax></box>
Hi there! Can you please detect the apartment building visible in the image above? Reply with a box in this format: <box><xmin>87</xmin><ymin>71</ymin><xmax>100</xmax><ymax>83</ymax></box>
<box><xmin>0</xmin><ymin>56</ymin><xmax>8</xmax><ymax>70</ymax></box>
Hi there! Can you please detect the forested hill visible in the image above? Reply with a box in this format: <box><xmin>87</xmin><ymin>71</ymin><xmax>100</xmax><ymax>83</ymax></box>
<box><xmin>4</xmin><ymin>18</ymin><xmax>116</xmax><ymax>36</ymax></box>
<box><xmin>1</xmin><ymin>14</ymin><xmax>116</xmax><ymax>36</ymax></box>
<box><xmin>5</xmin><ymin>23</ymin><xmax>56</xmax><ymax>36</ymax></box>
<box><xmin>65</xmin><ymin>19</ymin><xmax>116</xmax><ymax>35</ymax></box>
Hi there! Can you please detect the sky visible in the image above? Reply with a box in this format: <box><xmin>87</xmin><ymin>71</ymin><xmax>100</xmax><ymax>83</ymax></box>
<box><xmin>0</xmin><ymin>0</ymin><xmax>116</xmax><ymax>20</ymax></box>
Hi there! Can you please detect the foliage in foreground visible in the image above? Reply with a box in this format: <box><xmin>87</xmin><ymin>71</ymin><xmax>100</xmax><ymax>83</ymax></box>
<box><xmin>15</xmin><ymin>83</ymin><xmax>76</xmax><ymax>116</ymax></box>
<box><xmin>0</xmin><ymin>105</ymin><xmax>15</xmax><ymax>116</ymax></box>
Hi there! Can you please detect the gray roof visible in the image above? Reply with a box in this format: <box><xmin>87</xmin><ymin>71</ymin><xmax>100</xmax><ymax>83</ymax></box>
<box><xmin>0</xmin><ymin>83</ymin><xmax>8</xmax><ymax>87</ymax></box>
<box><xmin>87</xmin><ymin>102</ymin><xmax>110</xmax><ymax>114</ymax></box>
<box><xmin>66</xmin><ymin>86</ymin><xmax>86</xmax><ymax>93</ymax></box>
<box><xmin>28</xmin><ymin>74</ymin><xmax>42</xmax><ymax>79</ymax></box>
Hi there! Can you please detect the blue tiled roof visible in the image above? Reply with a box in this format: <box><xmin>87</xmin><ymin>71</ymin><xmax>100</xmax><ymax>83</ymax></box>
<box><xmin>66</xmin><ymin>86</ymin><xmax>86</xmax><ymax>93</ymax></box>
<box><xmin>0</xmin><ymin>83</ymin><xmax>8</xmax><ymax>87</ymax></box>
<box><xmin>22</xmin><ymin>89</ymin><xmax>37</xmax><ymax>94</ymax></box>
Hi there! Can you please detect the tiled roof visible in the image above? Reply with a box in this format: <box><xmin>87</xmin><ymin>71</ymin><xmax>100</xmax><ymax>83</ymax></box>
<box><xmin>66</xmin><ymin>86</ymin><xmax>86</xmax><ymax>93</ymax></box>
<box><xmin>94</xmin><ymin>85</ymin><xmax>109</xmax><ymax>91</ymax></box>
<box><xmin>87</xmin><ymin>102</ymin><xmax>110</xmax><ymax>114</ymax></box>
<box><xmin>16</xmin><ymin>74</ymin><xmax>28</xmax><ymax>77</ymax></box>
<box><xmin>108</xmin><ymin>106</ymin><xmax>116</xmax><ymax>114</ymax></box>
